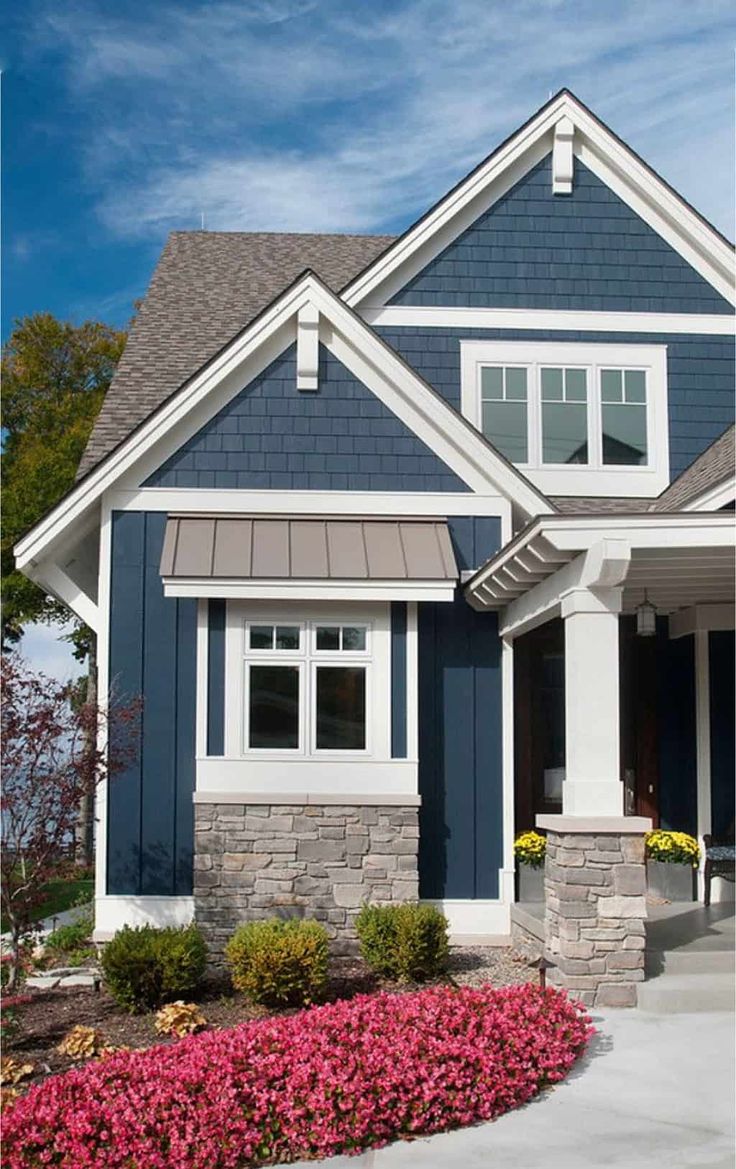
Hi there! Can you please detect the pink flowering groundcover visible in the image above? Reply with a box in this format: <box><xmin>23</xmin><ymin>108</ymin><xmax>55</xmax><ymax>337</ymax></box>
<box><xmin>3</xmin><ymin>983</ymin><xmax>593</xmax><ymax>1168</ymax></box>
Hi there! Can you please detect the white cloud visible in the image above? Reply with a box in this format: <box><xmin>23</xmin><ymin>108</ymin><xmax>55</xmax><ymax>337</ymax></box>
<box><xmin>14</xmin><ymin>622</ymin><xmax>85</xmax><ymax>684</ymax></box>
<box><xmin>26</xmin><ymin>0</ymin><xmax>736</xmax><ymax>238</ymax></box>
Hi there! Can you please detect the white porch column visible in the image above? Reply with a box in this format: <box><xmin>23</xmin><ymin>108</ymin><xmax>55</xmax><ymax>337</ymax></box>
<box><xmin>561</xmin><ymin>586</ymin><xmax>623</xmax><ymax>817</ymax></box>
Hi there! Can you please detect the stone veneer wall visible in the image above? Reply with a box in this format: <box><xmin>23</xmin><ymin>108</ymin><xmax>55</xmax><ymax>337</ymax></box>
<box><xmin>194</xmin><ymin>802</ymin><xmax>419</xmax><ymax>958</ymax></box>
<box><xmin>544</xmin><ymin>829</ymin><xmax>647</xmax><ymax>1007</ymax></box>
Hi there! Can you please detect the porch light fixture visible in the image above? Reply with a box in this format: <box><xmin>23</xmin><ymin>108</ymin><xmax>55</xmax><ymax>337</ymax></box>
<box><xmin>636</xmin><ymin>591</ymin><xmax>657</xmax><ymax>638</ymax></box>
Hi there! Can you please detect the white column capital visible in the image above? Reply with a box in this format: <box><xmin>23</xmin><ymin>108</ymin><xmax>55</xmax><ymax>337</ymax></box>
<box><xmin>561</xmin><ymin>585</ymin><xmax>623</xmax><ymax>619</ymax></box>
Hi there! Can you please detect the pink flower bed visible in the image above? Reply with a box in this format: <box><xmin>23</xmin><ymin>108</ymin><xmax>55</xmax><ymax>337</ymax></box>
<box><xmin>3</xmin><ymin>984</ymin><xmax>592</xmax><ymax>1168</ymax></box>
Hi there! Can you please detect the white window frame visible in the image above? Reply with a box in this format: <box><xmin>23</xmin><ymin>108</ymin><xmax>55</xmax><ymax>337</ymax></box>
<box><xmin>240</xmin><ymin>616</ymin><xmax>372</xmax><ymax>758</ymax></box>
<box><xmin>461</xmin><ymin>340</ymin><xmax>669</xmax><ymax>497</ymax></box>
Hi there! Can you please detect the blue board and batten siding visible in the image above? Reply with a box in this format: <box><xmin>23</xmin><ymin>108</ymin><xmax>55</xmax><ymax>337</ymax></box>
<box><xmin>418</xmin><ymin>518</ymin><xmax>503</xmax><ymax>900</ymax></box>
<box><xmin>108</xmin><ymin>511</ymin><xmax>196</xmax><ymax>896</ymax></box>
<box><xmin>390</xmin><ymin>156</ymin><xmax>731</xmax><ymax>313</ymax></box>
<box><xmin>207</xmin><ymin>600</ymin><xmax>226</xmax><ymax>757</ymax></box>
<box><xmin>147</xmin><ymin>344</ymin><xmax>469</xmax><ymax>492</ymax></box>
<box><xmin>656</xmin><ymin>627</ymin><xmax>697</xmax><ymax>836</ymax></box>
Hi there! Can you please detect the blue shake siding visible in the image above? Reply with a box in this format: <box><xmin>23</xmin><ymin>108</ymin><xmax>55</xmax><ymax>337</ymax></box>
<box><xmin>390</xmin><ymin>155</ymin><xmax>731</xmax><ymax>314</ymax></box>
<box><xmin>146</xmin><ymin>343</ymin><xmax>469</xmax><ymax>492</ymax></box>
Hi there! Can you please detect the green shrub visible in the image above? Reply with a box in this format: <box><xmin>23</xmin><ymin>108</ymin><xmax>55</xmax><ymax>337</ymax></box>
<box><xmin>356</xmin><ymin>903</ymin><xmax>449</xmax><ymax>982</ymax></box>
<box><xmin>225</xmin><ymin>918</ymin><xmax>329</xmax><ymax>1008</ymax></box>
<box><xmin>101</xmin><ymin>924</ymin><xmax>207</xmax><ymax>1013</ymax></box>
<box><xmin>44</xmin><ymin>914</ymin><xmax>94</xmax><ymax>957</ymax></box>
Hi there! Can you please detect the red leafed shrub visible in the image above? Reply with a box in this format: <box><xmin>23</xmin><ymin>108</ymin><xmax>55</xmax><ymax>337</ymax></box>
<box><xmin>3</xmin><ymin>984</ymin><xmax>592</xmax><ymax>1168</ymax></box>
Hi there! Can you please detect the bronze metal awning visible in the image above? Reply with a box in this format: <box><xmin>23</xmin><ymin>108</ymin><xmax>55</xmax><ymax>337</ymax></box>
<box><xmin>160</xmin><ymin>515</ymin><xmax>458</xmax><ymax>601</ymax></box>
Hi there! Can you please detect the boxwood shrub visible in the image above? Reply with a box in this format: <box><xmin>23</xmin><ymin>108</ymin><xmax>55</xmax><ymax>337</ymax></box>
<box><xmin>356</xmin><ymin>902</ymin><xmax>449</xmax><ymax>981</ymax></box>
<box><xmin>225</xmin><ymin>917</ymin><xmax>328</xmax><ymax>1007</ymax></box>
<box><xmin>101</xmin><ymin>924</ymin><xmax>207</xmax><ymax>1013</ymax></box>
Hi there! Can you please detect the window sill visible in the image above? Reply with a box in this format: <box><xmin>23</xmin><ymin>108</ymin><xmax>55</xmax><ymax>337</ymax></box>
<box><xmin>521</xmin><ymin>464</ymin><xmax>667</xmax><ymax>498</ymax></box>
<box><xmin>195</xmin><ymin>757</ymin><xmax>418</xmax><ymax>799</ymax></box>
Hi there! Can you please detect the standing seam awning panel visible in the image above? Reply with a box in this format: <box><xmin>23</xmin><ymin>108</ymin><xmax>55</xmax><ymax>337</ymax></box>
<box><xmin>160</xmin><ymin>516</ymin><xmax>459</xmax><ymax>582</ymax></box>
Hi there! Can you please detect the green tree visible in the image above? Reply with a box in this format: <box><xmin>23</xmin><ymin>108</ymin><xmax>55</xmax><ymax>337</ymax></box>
<box><xmin>1</xmin><ymin>313</ymin><xmax>127</xmax><ymax>647</ymax></box>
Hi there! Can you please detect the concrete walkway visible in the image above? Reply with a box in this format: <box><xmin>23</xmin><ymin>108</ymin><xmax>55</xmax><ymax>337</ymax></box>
<box><xmin>285</xmin><ymin>1009</ymin><xmax>735</xmax><ymax>1169</ymax></box>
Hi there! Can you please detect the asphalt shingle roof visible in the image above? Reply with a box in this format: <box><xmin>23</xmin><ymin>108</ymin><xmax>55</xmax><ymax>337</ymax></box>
<box><xmin>652</xmin><ymin>424</ymin><xmax>735</xmax><ymax>511</ymax></box>
<box><xmin>78</xmin><ymin>231</ymin><xmax>395</xmax><ymax>476</ymax></box>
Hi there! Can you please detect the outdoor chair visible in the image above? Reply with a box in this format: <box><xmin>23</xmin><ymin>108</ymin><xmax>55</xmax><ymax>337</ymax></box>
<box><xmin>703</xmin><ymin>833</ymin><xmax>736</xmax><ymax>907</ymax></box>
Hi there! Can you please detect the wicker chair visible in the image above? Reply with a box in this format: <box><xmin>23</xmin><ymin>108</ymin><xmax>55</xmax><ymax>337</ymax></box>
<box><xmin>703</xmin><ymin>833</ymin><xmax>736</xmax><ymax>907</ymax></box>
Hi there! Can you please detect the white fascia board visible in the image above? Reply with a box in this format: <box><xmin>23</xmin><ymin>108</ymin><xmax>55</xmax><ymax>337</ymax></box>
<box><xmin>163</xmin><ymin>578</ymin><xmax>457</xmax><ymax>602</ymax></box>
<box><xmin>680</xmin><ymin>475</ymin><xmax>736</xmax><ymax>512</ymax></box>
<box><xmin>343</xmin><ymin>92</ymin><xmax>734</xmax><ymax>311</ymax></box>
<box><xmin>362</xmin><ymin>305</ymin><xmax>735</xmax><ymax>336</ymax></box>
<box><xmin>15</xmin><ymin>274</ymin><xmax>550</xmax><ymax>573</ymax></box>
<box><xmin>109</xmin><ymin>488</ymin><xmax>508</xmax><ymax>517</ymax></box>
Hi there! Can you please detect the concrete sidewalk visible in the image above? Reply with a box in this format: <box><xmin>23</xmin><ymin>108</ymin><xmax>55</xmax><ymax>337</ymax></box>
<box><xmin>286</xmin><ymin>1009</ymin><xmax>735</xmax><ymax>1169</ymax></box>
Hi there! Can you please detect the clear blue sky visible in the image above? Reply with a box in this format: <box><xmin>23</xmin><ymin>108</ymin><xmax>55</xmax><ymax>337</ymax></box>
<box><xmin>2</xmin><ymin>0</ymin><xmax>735</xmax><ymax>677</ymax></box>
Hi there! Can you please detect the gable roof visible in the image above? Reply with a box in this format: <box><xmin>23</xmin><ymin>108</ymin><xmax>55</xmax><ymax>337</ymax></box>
<box><xmin>652</xmin><ymin>424</ymin><xmax>735</xmax><ymax>512</ymax></box>
<box><xmin>78</xmin><ymin>231</ymin><xmax>394</xmax><ymax>476</ymax></box>
<box><xmin>17</xmin><ymin>270</ymin><xmax>553</xmax><ymax>574</ymax></box>
<box><xmin>341</xmin><ymin>89</ymin><xmax>735</xmax><ymax>311</ymax></box>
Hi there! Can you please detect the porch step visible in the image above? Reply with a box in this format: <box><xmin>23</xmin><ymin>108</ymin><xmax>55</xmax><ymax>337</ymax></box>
<box><xmin>646</xmin><ymin>947</ymin><xmax>735</xmax><ymax>976</ymax></box>
<box><xmin>637</xmin><ymin>971</ymin><xmax>735</xmax><ymax>1014</ymax></box>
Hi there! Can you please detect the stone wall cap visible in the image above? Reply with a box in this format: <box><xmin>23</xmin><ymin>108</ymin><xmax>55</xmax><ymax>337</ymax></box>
<box><xmin>193</xmin><ymin>791</ymin><xmax>422</xmax><ymax>807</ymax></box>
<box><xmin>536</xmin><ymin>815</ymin><xmax>652</xmax><ymax>834</ymax></box>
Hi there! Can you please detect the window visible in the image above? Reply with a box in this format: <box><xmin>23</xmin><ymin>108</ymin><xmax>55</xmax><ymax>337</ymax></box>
<box><xmin>243</xmin><ymin>619</ymin><xmax>370</xmax><ymax>754</ymax></box>
<box><xmin>480</xmin><ymin>366</ymin><xmax>528</xmax><ymax>463</ymax></box>
<box><xmin>462</xmin><ymin>340</ymin><xmax>668</xmax><ymax>496</ymax></box>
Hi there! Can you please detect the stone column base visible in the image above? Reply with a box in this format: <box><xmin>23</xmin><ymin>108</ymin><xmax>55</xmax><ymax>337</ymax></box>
<box><xmin>194</xmin><ymin>802</ymin><xmax>419</xmax><ymax>959</ymax></box>
<box><xmin>537</xmin><ymin>815</ymin><xmax>651</xmax><ymax>1008</ymax></box>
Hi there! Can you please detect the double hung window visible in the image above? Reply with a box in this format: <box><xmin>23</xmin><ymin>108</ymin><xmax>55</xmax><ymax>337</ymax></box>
<box><xmin>243</xmin><ymin>621</ymin><xmax>370</xmax><ymax>754</ymax></box>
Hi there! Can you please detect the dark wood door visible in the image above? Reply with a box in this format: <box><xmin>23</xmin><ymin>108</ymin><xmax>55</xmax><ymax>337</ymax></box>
<box><xmin>514</xmin><ymin>620</ymin><xmax>565</xmax><ymax>832</ymax></box>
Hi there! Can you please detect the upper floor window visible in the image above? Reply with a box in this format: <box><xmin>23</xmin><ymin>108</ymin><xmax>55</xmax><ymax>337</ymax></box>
<box><xmin>462</xmin><ymin>340</ymin><xmax>668</xmax><ymax>497</ymax></box>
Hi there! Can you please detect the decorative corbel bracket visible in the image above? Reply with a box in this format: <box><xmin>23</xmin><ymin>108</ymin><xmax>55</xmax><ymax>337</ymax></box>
<box><xmin>296</xmin><ymin>303</ymin><xmax>320</xmax><ymax>390</ymax></box>
<box><xmin>552</xmin><ymin>116</ymin><xmax>575</xmax><ymax>195</ymax></box>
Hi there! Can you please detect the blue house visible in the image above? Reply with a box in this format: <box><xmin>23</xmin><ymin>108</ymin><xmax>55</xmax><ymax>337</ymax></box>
<box><xmin>16</xmin><ymin>91</ymin><xmax>734</xmax><ymax>1006</ymax></box>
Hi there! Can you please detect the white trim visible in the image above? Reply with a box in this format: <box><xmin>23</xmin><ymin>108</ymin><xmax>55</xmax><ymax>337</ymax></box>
<box><xmin>196</xmin><ymin>600</ymin><xmax>208</xmax><ymax>757</ymax></box>
<box><xmin>109</xmin><ymin>489</ymin><xmax>510</xmax><ymax>517</ymax></box>
<box><xmin>406</xmin><ymin>602</ymin><xmax>419</xmax><ymax>760</ymax></box>
<box><xmin>680</xmin><ymin>476</ymin><xmax>736</xmax><ymax>512</ymax></box>
<box><xmin>192</xmin><ymin>790</ymin><xmax>422</xmax><ymax>806</ymax></box>
<box><xmin>460</xmin><ymin>339</ymin><xmax>669</xmax><ymax>498</ymax></box>
<box><xmin>695</xmin><ymin>628</ymin><xmax>712</xmax><ymax>902</ymax></box>
<box><xmin>196</xmin><ymin>758</ymin><xmax>418</xmax><ymax>796</ymax></box>
<box><xmin>163</xmin><ymin>579</ymin><xmax>457</xmax><ymax>602</ymax></box>
<box><xmin>669</xmin><ymin>603</ymin><xmax>736</xmax><ymax>639</ymax></box>
<box><xmin>343</xmin><ymin>92</ymin><xmax>734</xmax><ymax>311</ymax></box>
<box><xmin>361</xmin><ymin>305</ymin><xmax>735</xmax><ymax>336</ymax></box>
<box><xmin>422</xmin><ymin>899</ymin><xmax>511</xmax><ymax>938</ymax></box>
<box><xmin>94</xmin><ymin>499</ymin><xmax>112</xmax><ymax>904</ymax></box>
<box><xmin>15</xmin><ymin>272</ymin><xmax>550</xmax><ymax>574</ymax></box>
<box><xmin>501</xmin><ymin>635</ymin><xmax>515</xmax><ymax>899</ymax></box>
<box><xmin>94</xmin><ymin>895</ymin><xmax>194</xmax><ymax>938</ymax></box>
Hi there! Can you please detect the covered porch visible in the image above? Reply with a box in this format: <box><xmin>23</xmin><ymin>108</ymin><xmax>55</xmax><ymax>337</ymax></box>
<box><xmin>466</xmin><ymin>511</ymin><xmax>735</xmax><ymax>1004</ymax></box>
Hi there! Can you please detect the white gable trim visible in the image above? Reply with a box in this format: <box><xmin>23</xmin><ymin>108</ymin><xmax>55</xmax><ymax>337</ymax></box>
<box><xmin>680</xmin><ymin>475</ymin><xmax>735</xmax><ymax>512</ymax></box>
<box><xmin>342</xmin><ymin>91</ymin><xmax>735</xmax><ymax>311</ymax></box>
<box><xmin>362</xmin><ymin>306</ymin><xmax>735</xmax><ymax>336</ymax></box>
<box><xmin>15</xmin><ymin>274</ymin><xmax>550</xmax><ymax>572</ymax></box>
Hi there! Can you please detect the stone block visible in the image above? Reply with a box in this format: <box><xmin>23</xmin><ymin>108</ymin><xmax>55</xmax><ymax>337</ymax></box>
<box><xmin>607</xmin><ymin>951</ymin><xmax>644</xmax><ymax>971</ymax></box>
<box><xmin>556</xmin><ymin>850</ymin><xmax>585</xmax><ymax>867</ymax></box>
<box><xmin>557</xmin><ymin>902</ymin><xmax>597</xmax><ymax>919</ymax></box>
<box><xmin>595</xmin><ymin>983</ymin><xmax>637</xmax><ymax>1007</ymax></box>
<box><xmin>558</xmin><ymin>867</ymin><xmax>606</xmax><ymax>886</ymax></box>
<box><xmin>604</xmin><ymin>896</ymin><xmax>646</xmax><ymax>919</ymax></box>
<box><xmin>245</xmin><ymin>814</ymin><xmax>293</xmax><ymax>833</ymax></box>
<box><xmin>561</xmin><ymin>940</ymin><xmax>595</xmax><ymax>960</ymax></box>
<box><xmin>621</xmin><ymin>836</ymin><xmax>646</xmax><ymax>863</ymax></box>
<box><xmin>613</xmin><ymin>865</ymin><xmax>647</xmax><ymax>895</ymax></box>
<box><xmin>333</xmin><ymin>884</ymin><xmax>366</xmax><ymax>908</ymax></box>
<box><xmin>297</xmin><ymin>839</ymin><xmax>345</xmax><ymax>861</ymax></box>
<box><xmin>623</xmin><ymin>935</ymin><xmax>646</xmax><ymax>950</ymax></box>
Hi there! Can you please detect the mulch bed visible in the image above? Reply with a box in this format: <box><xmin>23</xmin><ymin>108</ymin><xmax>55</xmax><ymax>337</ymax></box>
<box><xmin>5</xmin><ymin>947</ymin><xmax>536</xmax><ymax>1089</ymax></box>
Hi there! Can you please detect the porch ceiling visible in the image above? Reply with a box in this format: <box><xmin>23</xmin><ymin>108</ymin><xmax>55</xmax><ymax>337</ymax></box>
<box><xmin>464</xmin><ymin>512</ymin><xmax>735</xmax><ymax>617</ymax></box>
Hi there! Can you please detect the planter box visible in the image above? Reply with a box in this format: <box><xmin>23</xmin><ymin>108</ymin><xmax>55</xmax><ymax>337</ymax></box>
<box><xmin>516</xmin><ymin>865</ymin><xmax>545</xmax><ymax>904</ymax></box>
<box><xmin>647</xmin><ymin>859</ymin><xmax>696</xmax><ymax>902</ymax></box>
